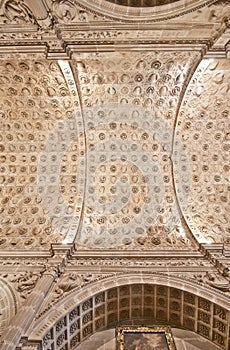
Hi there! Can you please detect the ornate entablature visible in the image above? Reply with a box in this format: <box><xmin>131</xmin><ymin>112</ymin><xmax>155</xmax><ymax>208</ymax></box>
<box><xmin>0</xmin><ymin>0</ymin><xmax>229</xmax><ymax>57</ymax></box>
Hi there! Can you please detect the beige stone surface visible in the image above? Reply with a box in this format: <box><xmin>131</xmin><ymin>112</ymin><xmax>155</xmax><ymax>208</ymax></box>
<box><xmin>0</xmin><ymin>1</ymin><xmax>229</xmax><ymax>349</ymax></box>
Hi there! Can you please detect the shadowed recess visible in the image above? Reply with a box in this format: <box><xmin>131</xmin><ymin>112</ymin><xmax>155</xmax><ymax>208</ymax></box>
<box><xmin>105</xmin><ymin>0</ymin><xmax>180</xmax><ymax>7</ymax></box>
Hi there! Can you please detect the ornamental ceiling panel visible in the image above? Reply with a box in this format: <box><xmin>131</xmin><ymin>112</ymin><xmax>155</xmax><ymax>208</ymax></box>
<box><xmin>71</xmin><ymin>51</ymin><xmax>200</xmax><ymax>249</ymax></box>
<box><xmin>0</xmin><ymin>1</ymin><xmax>230</xmax><ymax>349</ymax></box>
<box><xmin>0</xmin><ymin>1</ymin><xmax>229</xmax><ymax>251</ymax></box>
<box><xmin>175</xmin><ymin>58</ymin><xmax>230</xmax><ymax>244</ymax></box>
<box><xmin>0</xmin><ymin>51</ymin><xmax>200</xmax><ymax>250</ymax></box>
<box><xmin>0</xmin><ymin>59</ymin><xmax>83</xmax><ymax>249</ymax></box>
<box><xmin>0</xmin><ymin>51</ymin><xmax>229</xmax><ymax>251</ymax></box>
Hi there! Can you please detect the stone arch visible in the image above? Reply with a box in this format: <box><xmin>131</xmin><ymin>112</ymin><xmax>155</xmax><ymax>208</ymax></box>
<box><xmin>30</xmin><ymin>273</ymin><xmax>230</xmax><ymax>349</ymax></box>
<box><xmin>76</xmin><ymin>0</ymin><xmax>217</xmax><ymax>22</ymax></box>
<box><xmin>0</xmin><ymin>277</ymin><xmax>18</xmax><ymax>338</ymax></box>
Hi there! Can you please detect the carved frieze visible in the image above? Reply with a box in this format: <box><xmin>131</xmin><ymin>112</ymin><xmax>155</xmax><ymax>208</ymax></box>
<box><xmin>52</xmin><ymin>0</ymin><xmax>108</xmax><ymax>23</ymax></box>
<box><xmin>0</xmin><ymin>257</ymin><xmax>48</xmax><ymax>266</ymax></box>
<box><xmin>67</xmin><ymin>256</ymin><xmax>211</xmax><ymax>268</ymax></box>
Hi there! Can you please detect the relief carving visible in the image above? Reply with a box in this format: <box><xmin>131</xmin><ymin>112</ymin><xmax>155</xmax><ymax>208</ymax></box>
<box><xmin>0</xmin><ymin>0</ymin><xmax>36</xmax><ymax>24</ymax></box>
<box><xmin>5</xmin><ymin>271</ymin><xmax>41</xmax><ymax>299</ymax></box>
<box><xmin>131</xmin><ymin>224</ymin><xmax>192</xmax><ymax>249</ymax></box>
<box><xmin>68</xmin><ymin>256</ymin><xmax>210</xmax><ymax>268</ymax></box>
<box><xmin>52</xmin><ymin>0</ymin><xmax>106</xmax><ymax>23</ymax></box>
<box><xmin>54</xmin><ymin>272</ymin><xmax>93</xmax><ymax>296</ymax></box>
<box><xmin>222</xmin><ymin>267</ymin><xmax>230</xmax><ymax>281</ymax></box>
<box><xmin>52</xmin><ymin>0</ymin><xmax>77</xmax><ymax>22</ymax></box>
<box><xmin>61</xmin><ymin>30</ymin><xmax>126</xmax><ymax>40</ymax></box>
<box><xmin>175</xmin><ymin>0</ymin><xmax>230</xmax><ymax>25</ymax></box>
<box><xmin>37</xmin><ymin>273</ymin><xmax>109</xmax><ymax>317</ymax></box>
<box><xmin>225</xmin><ymin>16</ymin><xmax>230</xmax><ymax>28</ymax></box>
<box><xmin>196</xmin><ymin>272</ymin><xmax>230</xmax><ymax>292</ymax></box>
<box><xmin>0</xmin><ymin>257</ymin><xmax>47</xmax><ymax>266</ymax></box>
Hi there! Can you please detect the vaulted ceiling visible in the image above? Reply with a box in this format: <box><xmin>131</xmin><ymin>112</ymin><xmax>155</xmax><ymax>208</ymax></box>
<box><xmin>0</xmin><ymin>0</ymin><xmax>229</xmax><ymax>251</ymax></box>
<box><xmin>0</xmin><ymin>1</ymin><xmax>230</xmax><ymax>349</ymax></box>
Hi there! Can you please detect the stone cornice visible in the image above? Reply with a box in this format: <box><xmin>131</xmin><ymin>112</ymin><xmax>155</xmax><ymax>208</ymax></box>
<box><xmin>0</xmin><ymin>0</ymin><xmax>229</xmax><ymax>58</ymax></box>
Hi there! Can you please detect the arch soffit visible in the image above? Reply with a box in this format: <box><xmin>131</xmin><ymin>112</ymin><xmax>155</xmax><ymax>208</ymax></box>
<box><xmin>31</xmin><ymin>272</ymin><xmax>230</xmax><ymax>338</ymax></box>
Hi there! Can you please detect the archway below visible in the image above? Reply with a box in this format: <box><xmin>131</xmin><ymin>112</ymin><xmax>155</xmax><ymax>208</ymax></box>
<box><xmin>38</xmin><ymin>282</ymin><xmax>229</xmax><ymax>350</ymax></box>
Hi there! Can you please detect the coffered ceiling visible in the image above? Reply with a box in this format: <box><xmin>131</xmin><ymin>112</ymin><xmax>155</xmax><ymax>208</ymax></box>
<box><xmin>0</xmin><ymin>2</ymin><xmax>230</xmax><ymax>350</ymax></box>
<box><xmin>0</xmin><ymin>0</ymin><xmax>229</xmax><ymax>251</ymax></box>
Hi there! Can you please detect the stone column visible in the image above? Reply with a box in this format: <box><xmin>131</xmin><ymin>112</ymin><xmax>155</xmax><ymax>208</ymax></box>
<box><xmin>1</xmin><ymin>267</ymin><xmax>58</xmax><ymax>350</ymax></box>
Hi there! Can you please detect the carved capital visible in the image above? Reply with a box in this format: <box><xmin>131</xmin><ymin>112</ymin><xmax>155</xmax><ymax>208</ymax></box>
<box><xmin>42</xmin><ymin>265</ymin><xmax>60</xmax><ymax>279</ymax></box>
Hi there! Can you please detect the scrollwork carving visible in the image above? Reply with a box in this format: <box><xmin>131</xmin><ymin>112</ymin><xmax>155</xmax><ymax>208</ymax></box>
<box><xmin>53</xmin><ymin>272</ymin><xmax>94</xmax><ymax>296</ymax></box>
<box><xmin>0</xmin><ymin>0</ymin><xmax>36</xmax><ymax>24</ymax></box>
<box><xmin>196</xmin><ymin>272</ymin><xmax>230</xmax><ymax>292</ymax></box>
<box><xmin>52</xmin><ymin>0</ymin><xmax>104</xmax><ymax>23</ymax></box>
<box><xmin>52</xmin><ymin>0</ymin><xmax>77</xmax><ymax>22</ymax></box>
<box><xmin>7</xmin><ymin>271</ymin><xmax>41</xmax><ymax>299</ymax></box>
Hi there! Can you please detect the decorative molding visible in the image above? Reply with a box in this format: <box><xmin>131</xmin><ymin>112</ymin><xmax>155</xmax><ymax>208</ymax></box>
<box><xmin>0</xmin><ymin>45</ymin><xmax>47</xmax><ymax>58</ymax></box>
